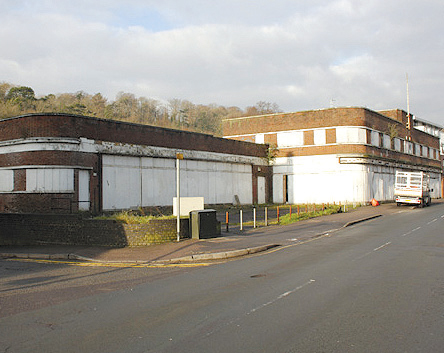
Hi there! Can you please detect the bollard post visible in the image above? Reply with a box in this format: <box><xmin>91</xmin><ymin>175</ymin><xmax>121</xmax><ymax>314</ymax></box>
<box><xmin>240</xmin><ymin>209</ymin><xmax>243</xmax><ymax>231</ymax></box>
<box><xmin>289</xmin><ymin>205</ymin><xmax>292</xmax><ymax>218</ymax></box>
<box><xmin>253</xmin><ymin>208</ymin><xmax>256</xmax><ymax>228</ymax></box>
<box><xmin>297</xmin><ymin>205</ymin><xmax>300</xmax><ymax>216</ymax></box>
<box><xmin>277</xmin><ymin>206</ymin><xmax>280</xmax><ymax>223</ymax></box>
<box><xmin>265</xmin><ymin>207</ymin><xmax>268</xmax><ymax>226</ymax></box>
<box><xmin>226</xmin><ymin>211</ymin><xmax>229</xmax><ymax>232</ymax></box>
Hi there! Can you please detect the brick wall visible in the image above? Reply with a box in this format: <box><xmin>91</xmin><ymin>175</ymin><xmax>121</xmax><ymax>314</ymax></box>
<box><xmin>223</xmin><ymin>108</ymin><xmax>370</xmax><ymax>135</ymax></box>
<box><xmin>0</xmin><ymin>113</ymin><xmax>267</xmax><ymax>158</ymax></box>
<box><xmin>0</xmin><ymin>214</ymin><xmax>190</xmax><ymax>247</ymax></box>
<box><xmin>0</xmin><ymin>193</ymin><xmax>75</xmax><ymax>213</ymax></box>
<box><xmin>222</xmin><ymin>107</ymin><xmax>438</xmax><ymax>148</ymax></box>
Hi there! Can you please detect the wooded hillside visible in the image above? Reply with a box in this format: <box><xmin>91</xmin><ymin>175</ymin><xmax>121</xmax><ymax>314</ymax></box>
<box><xmin>0</xmin><ymin>82</ymin><xmax>281</xmax><ymax>136</ymax></box>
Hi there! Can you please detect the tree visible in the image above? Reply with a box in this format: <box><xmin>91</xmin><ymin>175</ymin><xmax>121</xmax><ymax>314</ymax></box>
<box><xmin>109</xmin><ymin>92</ymin><xmax>138</xmax><ymax>120</ymax></box>
<box><xmin>0</xmin><ymin>82</ymin><xmax>13</xmax><ymax>102</ymax></box>
<box><xmin>245</xmin><ymin>101</ymin><xmax>282</xmax><ymax>116</ymax></box>
<box><xmin>0</xmin><ymin>82</ymin><xmax>288</xmax><ymax>136</ymax></box>
<box><xmin>5</xmin><ymin>86</ymin><xmax>36</xmax><ymax>110</ymax></box>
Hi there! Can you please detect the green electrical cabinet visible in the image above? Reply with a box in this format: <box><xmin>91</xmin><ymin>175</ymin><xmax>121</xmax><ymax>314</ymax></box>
<box><xmin>190</xmin><ymin>209</ymin><xmax>220</xmax><ymax>239</ymax></box>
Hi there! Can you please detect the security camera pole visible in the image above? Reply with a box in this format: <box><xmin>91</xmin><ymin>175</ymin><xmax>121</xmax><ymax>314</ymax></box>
<box><xmin>176</xmin><ymin>152</ymin><xmax>184</xmax><ymax>242</ymax></box>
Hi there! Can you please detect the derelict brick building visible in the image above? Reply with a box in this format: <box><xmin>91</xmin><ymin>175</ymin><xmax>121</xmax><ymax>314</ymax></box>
<box><xmin>0</xmin><ymin>113</ymin><xmax>270</xmax><ymax>213</ymax></box>
<box><xmin>223</xmin><ymin>107</ymin><xmax>442</xmax><ymax>204</ymax></box>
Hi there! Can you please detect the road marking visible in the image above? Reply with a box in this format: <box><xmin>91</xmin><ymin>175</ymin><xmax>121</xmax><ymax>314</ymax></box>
<box><xmin>402</xmin><ymin>226</ymin><xmax>421</xmax><ymax>236</ymax></box>
<box><xmin>6</xmin><ymin>258</ymin><xmax>211</xmax><ymax>268</ymax></box>
<box><xmin>353</xmin><ymin>241</ymin><xmax>392</xmax><ymax>261</ymax></box>
<box><xmin>247</xmin><ymin>279</ymin><xmax>316</xmax><ymax>315</ymax></box>
<box><xmin>373</xmin><ymin>242</ymin><xmax>391</xmax><ymax>251</ymax></box>
<box><xmin>427</xmin><ymin>218</ymin><xmax>438</xmax><ymax>225</ymax></box>
<box><xmin>205</xmin><ymin>279</ymin><xmax>316</xmax><ymax>338</ymax></box>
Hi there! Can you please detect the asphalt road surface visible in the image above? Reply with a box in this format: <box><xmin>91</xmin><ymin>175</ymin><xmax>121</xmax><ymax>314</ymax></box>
<box><xmin>1</xmin><ymin>203</ymin><xmax>444</xmax><ymax>352</ymax></box>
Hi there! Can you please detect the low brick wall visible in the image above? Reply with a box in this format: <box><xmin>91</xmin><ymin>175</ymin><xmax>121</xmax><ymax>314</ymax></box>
<box><xmin>0</xmin><ymin>214</ymin><xmax>190</xmax><ymax>247</ymax></box>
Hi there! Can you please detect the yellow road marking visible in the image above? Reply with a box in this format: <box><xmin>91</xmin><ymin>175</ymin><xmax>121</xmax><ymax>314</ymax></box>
<box><xmin>6</xmin><ymin>258</ymin><xmax>211</xmax><ymax>268</ymax></box>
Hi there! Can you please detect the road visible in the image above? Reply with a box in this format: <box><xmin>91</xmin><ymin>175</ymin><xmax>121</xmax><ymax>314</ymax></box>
<box><xmin>1</xmin><ymin>203</ymin><xmax>444</xmax><ymax>352</ymax></box>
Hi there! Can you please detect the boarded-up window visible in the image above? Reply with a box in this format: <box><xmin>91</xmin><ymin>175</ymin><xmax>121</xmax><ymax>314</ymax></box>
<box><xmin>394</xmin><ymin>138</ymin><xmax>401</xmax><ymax>151</ymax></box>
<box><xmin>277</xmin><ymin>131</ymin><xmax>303</xmax><ymax>147</ymax></box>
<box><xmin>371</xmin><ymin>131</ymin><xmax>380</xmax><ymax>146</ymax></box>
<box><xmin>0</xmin><ymin>170</ymin><xmax>14</xmax><ymax>192</ymax></box>
<box><xmin>336</xmin><ymin>127</ymin><xmax>367</xmax><ymax>144</ymax></box>
<box><xmin>382</xmin><ymin>134</ymin><xmax>391</xmax><ymax>149</ymax></box>
<box><xmin>26</xmin><ymin>168</ymin><xmax>74</xmax><ymax>192</ymax></box>
<box><xmin>313</xmin><ymin>129</ymin><xmax>326</xmax><ymax>145</ymax></box>
<box><xmin>415</xmin><ymin>144</ymin><xmax>421</xmax><ymax>156</ymax></box>
<box><xmin>255</xmin><ymin>133</ymin><xmax>265</xmax><ymax>144</ymax></box>
<box><xmin>404</xmin><ymin>141</ymin><xmax>413</xmax><ymax>154</ymax></box>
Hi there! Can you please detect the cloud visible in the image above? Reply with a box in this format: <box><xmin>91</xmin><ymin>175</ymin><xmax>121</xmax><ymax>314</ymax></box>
<box><xmin>0</xmin><ymin>0</ymin><xmax>443</xmax><ymax>124</ymax></box>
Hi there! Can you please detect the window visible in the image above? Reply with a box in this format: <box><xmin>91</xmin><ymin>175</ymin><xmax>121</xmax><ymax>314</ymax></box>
<box><xmin>277</xmin><ymin>131</ymin><xmax>303</xmax><ymax>147</ymax></box>
<box><xmin>394</xmin><ymin>138</ymin><xmax>401</xmax><ymax>151</ymax></box>
<box><xmin>255</xmin><ymin>133</ymin><xmax>265</xmax><ymax>144</ymax></box>
<box><xmin>371</xmin><ymin>130</ymin><xmax>380</xmax><ymax>147</ymax></box>
<box><xmin>336</xmin><ymin>127</ymin><xmax>367</xmax><ymax>144</ymax></box>
<box><xmin>313</xmin><ymin>129</ymin><xmax>326</xmax><ymax>145</ymax></box>
<box><xmin>382</xmin><ymin>134</ymin><xmax>391</xmax><ymax>149</ymax></box>
<box><xmin>404</xmin><ymin>141</ymin><xmax>413</xmax><ymax>154</ymax></box>
<box><xmin>26</xmin><ymin>168</ymin><xmax>74</xmax><ymax>192</ymax></box>
<box><xmin>0</xmin><ymin>170</ymin><xmax>14</xmax><ymax>192</ymax></box>
<box><xmin>415</xmin><ymin>144</ymin><xmax>421</xmax><ymax>156</ymax></box>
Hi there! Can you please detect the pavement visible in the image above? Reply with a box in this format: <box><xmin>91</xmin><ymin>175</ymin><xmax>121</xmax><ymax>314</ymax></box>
<box><xmin>0</xmin><ymin>202</ymin><xmax>423</xmax><ymax>265</ymax></box>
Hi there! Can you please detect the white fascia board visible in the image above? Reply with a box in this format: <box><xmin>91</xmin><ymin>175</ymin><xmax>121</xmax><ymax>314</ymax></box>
<box><xmin>0</xmin><ymin>137</ymin><xmax>81</xmax><ymax>154</ymax></box>
<box><xmin>95</xmin><ymin>141</ymin><xmax>266</xmax><ymax>166</ymax></box>
<box><xmin>0</xmin><ymin>165</ymin><xmax>93</xmax><ymax>170</ymax></box>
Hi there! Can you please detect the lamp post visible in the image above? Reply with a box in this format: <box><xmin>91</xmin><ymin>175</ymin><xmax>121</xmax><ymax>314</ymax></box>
<box><xmin>176</xmin><ymin>152</ymin><xmax>183</xmax><ymax>242</ymax></box>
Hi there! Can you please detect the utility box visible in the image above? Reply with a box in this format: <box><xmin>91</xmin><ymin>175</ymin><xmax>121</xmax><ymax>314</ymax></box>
<box><xmin>190</xmin><ymin>209</ymin><xmax>220</xmax><ymax>239</ymax></box>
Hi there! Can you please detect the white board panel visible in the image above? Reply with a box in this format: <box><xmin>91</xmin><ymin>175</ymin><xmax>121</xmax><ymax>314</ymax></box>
<box><xmin>0</xmin><ymin>170</ymin><xmax>14</xmax><ymax>192</ymax></box>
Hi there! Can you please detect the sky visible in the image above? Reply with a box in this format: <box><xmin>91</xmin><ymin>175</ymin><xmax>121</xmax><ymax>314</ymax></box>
<box><xmin>1</xmin><ymin>0</ymin><xmax>443</xmax><ymax>125</ymax></box>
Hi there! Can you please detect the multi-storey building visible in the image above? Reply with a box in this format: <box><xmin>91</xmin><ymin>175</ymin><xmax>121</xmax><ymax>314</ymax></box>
<box><xmin>223</xmin><ymin>107</ymin><xmax>442</xmax><ymax>204</ymax></box>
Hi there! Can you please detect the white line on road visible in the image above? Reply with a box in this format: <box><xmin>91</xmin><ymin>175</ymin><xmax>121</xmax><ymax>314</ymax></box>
<box><xmin>373</xmin><ymin>242</ymin><xmax>392</xmax><ymax>251</ymax></box>
<box><xmin>204</xmin><ymin>279</ymin><xmax>316</xmax><ymax>338</ymax></box>
<box><xmin>427</xmin><ymin>218</ymin><xmax>438</xmax><ymax>225</ymax></box>
<box><xmin>401</xmin><ymin>225</ymin><xmax>426</xmax><ymax>237</ymax></box>
<box><xmin>247</xmin><ymin>279</ymin><xmax>316</xmax><ymax>315</ymax></box>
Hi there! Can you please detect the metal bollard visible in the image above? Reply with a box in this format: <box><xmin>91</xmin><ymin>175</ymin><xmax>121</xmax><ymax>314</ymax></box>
<box><xmin>240</xmin><ymin>209</ymin><xmax>243</xmax><ymax>231</ymax></box>
<box><xmin>226</xmin><ymin>211</ymin><xmax>229</xmax><ymax>232</ymax></box>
